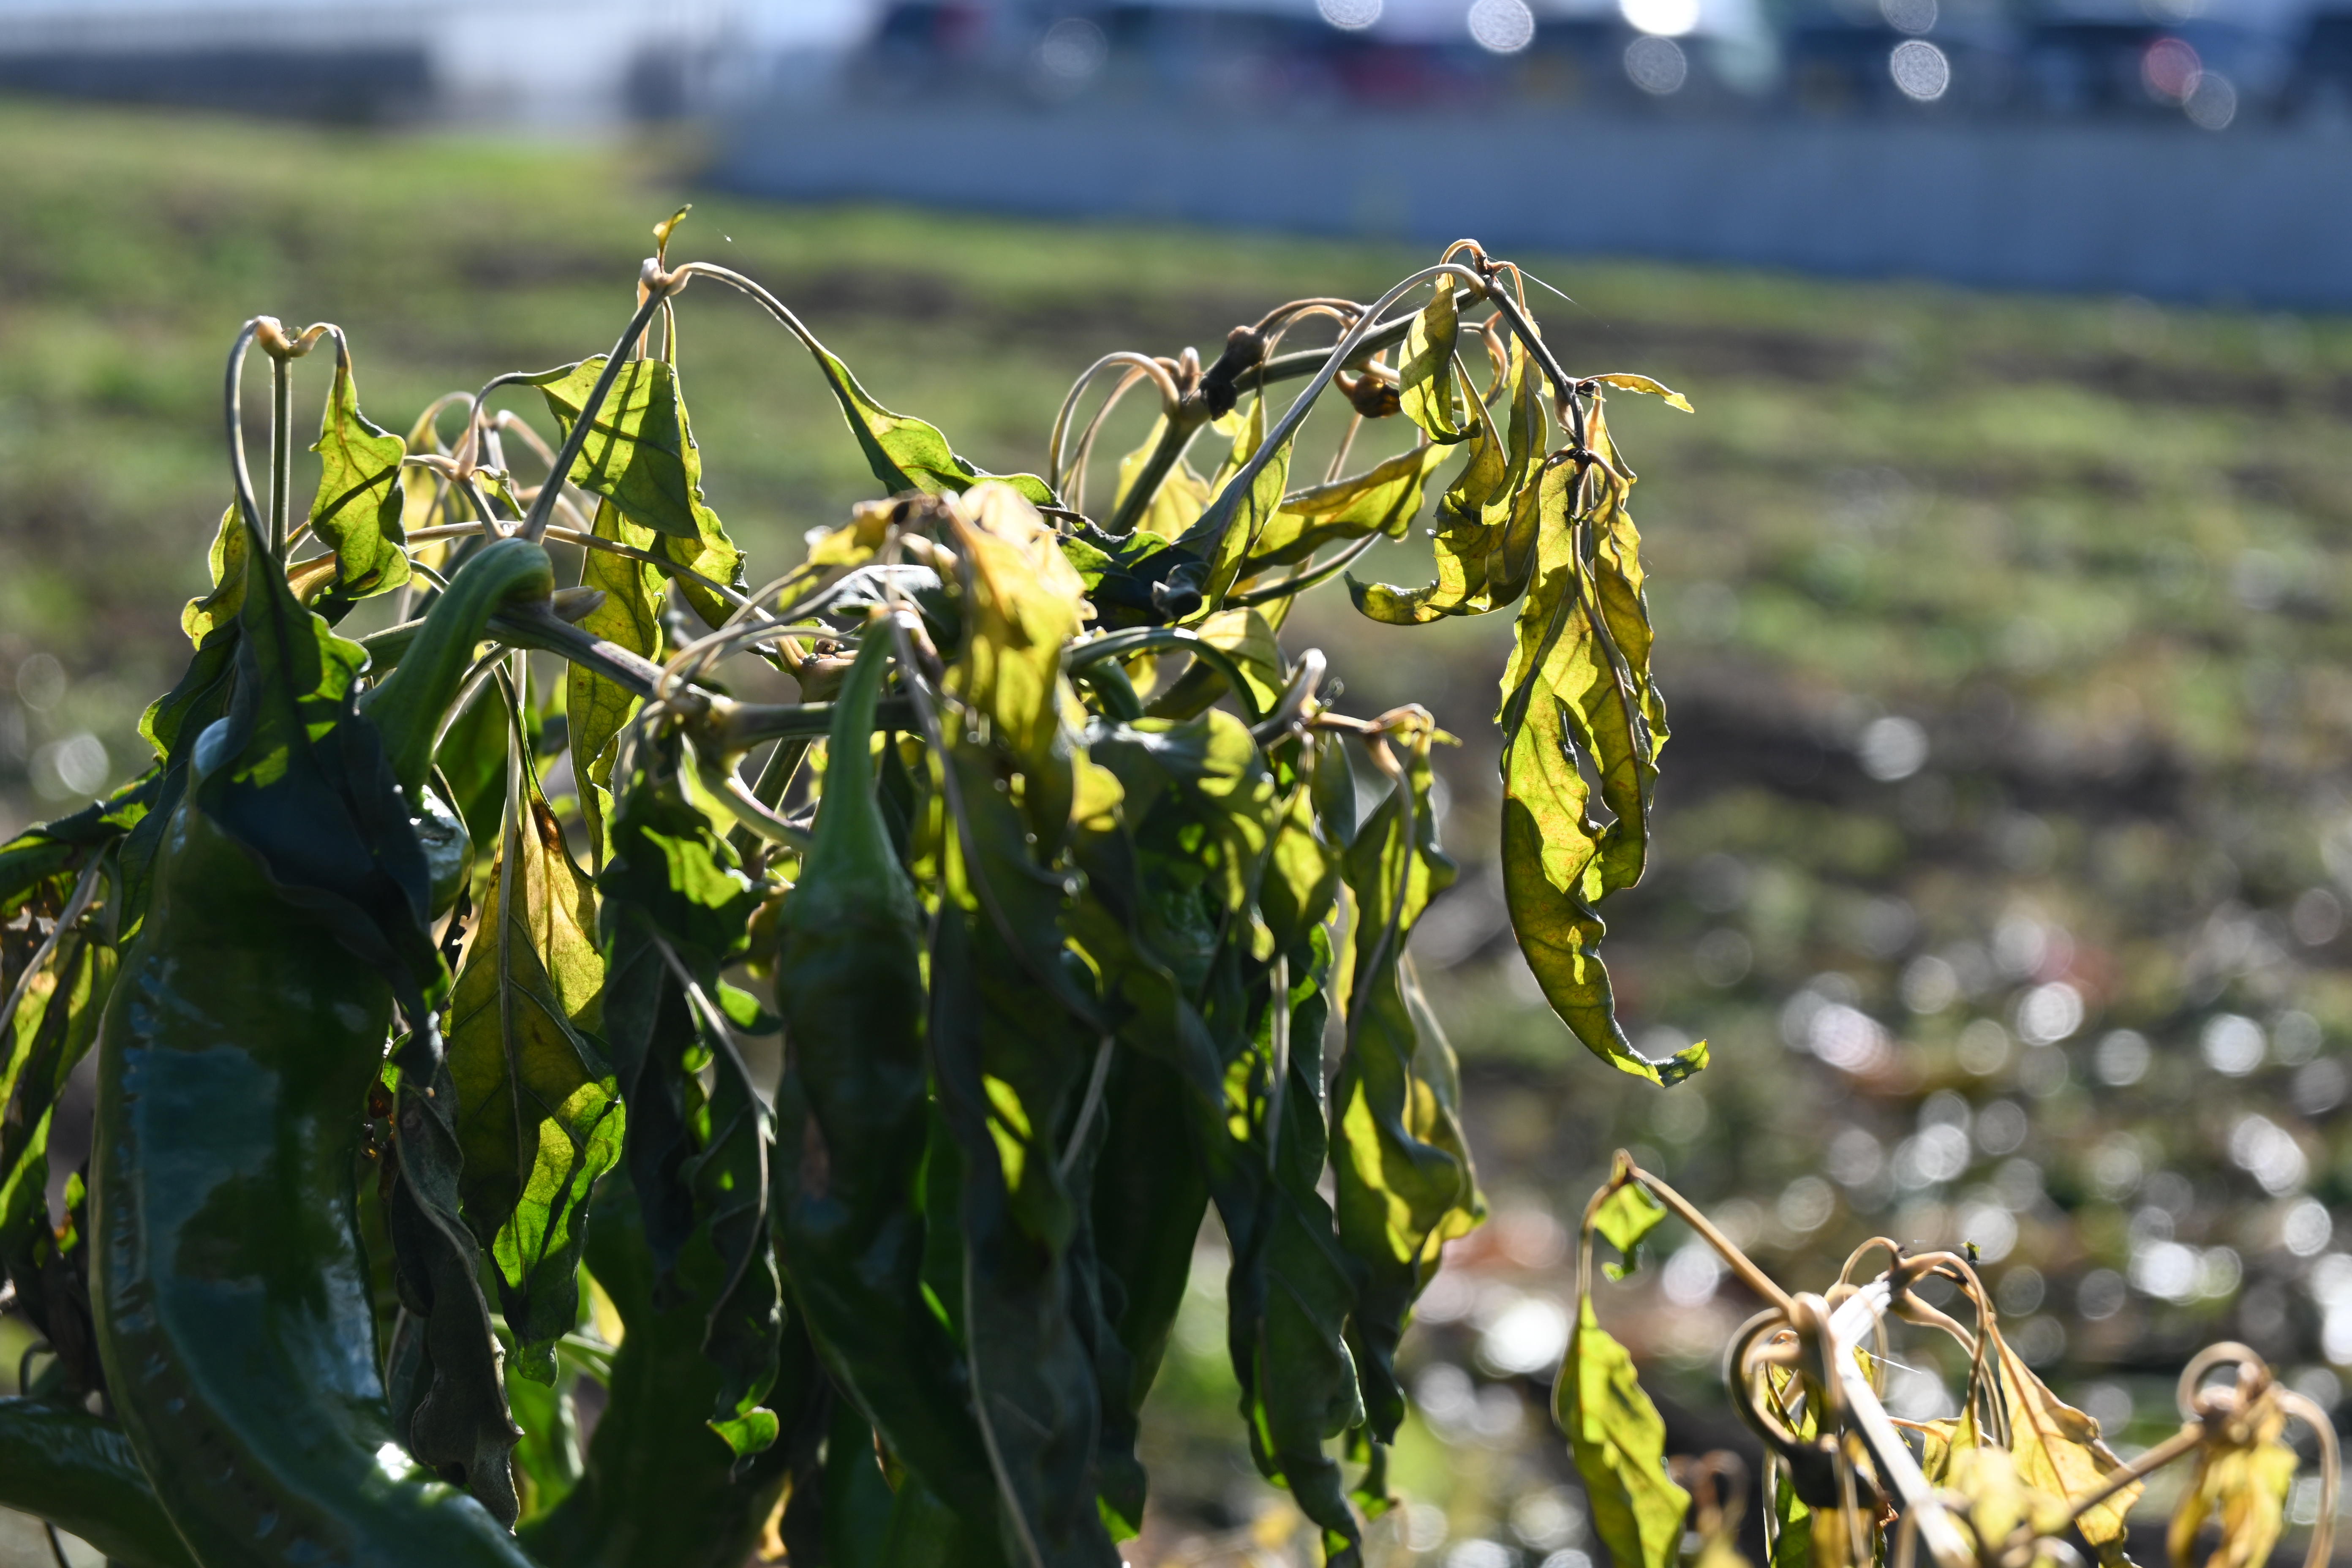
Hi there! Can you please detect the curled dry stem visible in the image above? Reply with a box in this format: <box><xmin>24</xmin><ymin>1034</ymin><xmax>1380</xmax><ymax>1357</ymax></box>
<box><xmin>1049</xmin><ymin>352</ymin><xmax>1185</xmax><ymax>495</ymax></box>
<box><xmin>1188</xmin><ymin>261</ymin><xmax>1489</xmax><ymax>566</ymax></box>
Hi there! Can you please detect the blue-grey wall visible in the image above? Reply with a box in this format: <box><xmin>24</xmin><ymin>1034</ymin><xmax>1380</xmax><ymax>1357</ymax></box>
<box><xmin>716</xmin><ymin>100</ymin><xmax>2352</xmax><ymax>309</ymax></box>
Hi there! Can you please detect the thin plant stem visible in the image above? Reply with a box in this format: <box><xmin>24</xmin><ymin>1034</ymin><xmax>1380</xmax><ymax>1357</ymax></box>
<box><xmin>2063</xmin><ymin>1424</ymin><xmax>2202</xmax><ymax>1522</ymax></box>
<box><xmin>519</xmin><ymin>263</ymin><xmax>675</xmax><ymax>544</ymax></box>
<box><xmin>271</xmin><ymin>350</ymin><xmax>292</xmax><ymax>558</ymax></box>
<box><xmin>1101</xmin><ymin>406</ymin><xmax>1208</xmax><ymax>536</ymax></box>
<box><xmin>1226</xmin><ymin>530</ymin><xmax>1383</xmax><ymax>609</ymax></box>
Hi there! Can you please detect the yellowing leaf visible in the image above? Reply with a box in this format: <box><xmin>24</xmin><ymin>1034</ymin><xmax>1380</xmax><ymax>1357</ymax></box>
<box><xmin>1919</xmin><ymin>1410</ymin><xmax>1978</xmax><ymax>1487</ymax></box>
<box><xmin>308</xmin><ymin>346</ymin><xmax>410</xmax><ymax>602</ymax></box>
<box><xmin>1185</xmin><ymin>607</ymin><xmax>1285</xmax><ymax>714</ymax></box>
<box><xmin>1182</xmin><ymin>392</ymin><xmax>1293</xmax><ymax>604</ymax></box>
<box><xmin>1990</xmin><ymin>1331</ymin><xmax>2140</xmax><ymax>1555</ymax></box>
<box><xmin>1593</xmin><ymin>373</ymin><xmax>1694</xmax><ymax>413</ymax></box>
<box><xmin>448</xmin><ymin>768</ymin><xmax>624</xmax><ymax>1380</ymax></box>
<box><xmin>1244</xmin><ymin>441</ymin><xmax>1450</xmax><ymax>574</ymax></box>
<box><xmin>2170</xmin><ymin>1386</ymin><xmax>2300</xmax><ymax>1568</ymax></box>
<box><xmin>1113</xmin><ymin>415</ymin><xmax>1213</xmax><ymax>539</ymax></box>
<box><xmin>535</xmin><ymin>356</ymin><xmax>746</xmax><ymax>629</ymax></box>
<box><xmin>945</xmin><ymin>481</ymin><xmax>1092</xmax><ymax>844</ymax></box>
<box><xmin>1557</xmin><ymin>1297</ymin><xmax>1692</xmax><ymax>1568</ymax></box>
<box><xmin>1497</xmin><ymin>437</ymin><xmax>1698</xmax><ymax>1086</ymax></box>
<box><xmin>181</xmin><ymin>503</ymin><xmax>246</xmax><ymax>646</ymax></box>
<box><xmin>1400</xmin><ymin>276</ymin><xmax>1468</xmax><ymax>444</ymax></box>
<box><xmin>566</xmin><ymin>499</ymin><xmax>664</xmax><ymax>862</ymax></box>
<box><xmin>1347</xmin><ymin>357</ymin><xmax>1545</xmax><ymax>626</ymax></box>
<box><xmin>1946</xmin><ymin>1444</ymin><xmax>2074</xmax><ymax>1557</ymax></box>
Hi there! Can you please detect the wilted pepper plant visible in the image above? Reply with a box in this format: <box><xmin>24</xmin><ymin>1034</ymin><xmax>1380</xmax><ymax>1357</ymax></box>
<box><xmin>0</xmin><ymin>214</ymin><xmax>1705</xmax><ymax>1568</ymax></box>
<box><xmin>1565</xmin><ymin>1154</ymin><xmax>2341</xmax><ymax>1568</ymax></box>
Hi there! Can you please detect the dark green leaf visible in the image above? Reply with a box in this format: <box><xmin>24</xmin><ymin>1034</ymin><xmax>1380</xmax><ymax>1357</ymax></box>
<box><xmin>385</xmin><ymin>1061</ymin><xmax>527</xmax><ymax>1527</ymax></box>
<box><xmin>1330</xmin><ymin>722</ymin><xmax>1481</xmax><ymax>1440</ymax></box>
<box><xmin>1225</xmin><ymin>932</ymin><xmax>1369</xmax><ymax>1568</ymax></box>
<box><xmin>928</xmin><ymin>906</ymin><xmax>1120</xmax><ymax>1568</ymax></box>
<box><xmin>197</xmin><ymin>513</ymin><xmax>442</xmax><ymax>1031</ymax></box>
<box><xmin>773</xmin><ymin>634</ymin><xmax>999</xmax><ymax>1520</ymax></box>
<box><xmin>1088</xmin><ymin>1047</ymin><xmax>1211</xmax><ymax>1528</ymax></box>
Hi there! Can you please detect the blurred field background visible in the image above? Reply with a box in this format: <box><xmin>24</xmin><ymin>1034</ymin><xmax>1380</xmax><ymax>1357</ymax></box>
<box><xmin>8</xmin><ymin>93</ymin><xmax>2352</xmax><ymax>1568</ymax></box>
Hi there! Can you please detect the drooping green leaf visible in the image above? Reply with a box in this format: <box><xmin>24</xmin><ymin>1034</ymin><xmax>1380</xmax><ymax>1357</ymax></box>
<box><xmin>1226</xmin><ymin>931</ymin><xmax>1370</xmax><ymax>1568</ymax></box>
<box><xmin>537</xmin><ymin>356</ymin><xmax>712</xmax><ymax>542</ymax></box>
<box><xmin>504</xmin><ymin>1350</ymin><xmax>584</xmax><ymax>1524</ymax></box>
<box><xmin>1399</xmin><ymin>278</ymin><xmax>1467</xmax><ymax>444</ymax></box>
<box><xmin>197</xmin><ymin>510</ymin><xmax>442</xmax><ymax>1030</ymax></box>
<box><xmin>1348</xmin><ymin>339</ymin><xmax>1547</xmax><ymax>625</ymax></box>
<box><xmin>1496</xmin><ymin>438</ymin><xmax>1702</xmax><ymax>1087</ymax></box>
<box><xmin>181</xmin><ymin>503</ymin><xmax>247</xmax><ymax>645</ymax></box>
<box><xmin>1590</xmin><ymin>1178</ymin><xmax>1667</xmax><ymax>1280</ymax></box>
<box><xmin>928</xmin><ymin>904</ymin><xmax>1121</xmax><ymax>1568</ymax></box>
<box><xmin>308</xmin><ymin>345</ymin><xmax>411</xmax><ymax>603</ymax></box>
<box><xmin>1178</xmin><ymin>392</ymin><xmax>1295</xmax><ymax>607</ymax></box>
<box><xmin>596</xmin><ymin>730</ymin><xmax>781</xmax><ymax>1455</ymax></box>
<box><xmin>0</xmin><ymin>866</ymin><xmax>116</xmax><ymax>1398</ymax></box>
<box><xmin>1557</xmin><ymin>1297</ymin><xmax>1693</xmax><ymax>1568</ymax></box>
<box><xmin>1085</xmin><ymin>1042</ymin><xmax>1211</xmax><ymax>1508</ymax></box>
<box><xmin>1242</xmin><ymin>442</ymin><xmax>1449</xmax><ymax>574</ymax></box>
<box><xmin>681</xmin><ymin>1005</ymin><xmax>781</xmax><ymax>1459</ymax></box>
<box><xmin>517</xmin><ymin>1179</ymin><xmax>818</xmax><ymax>1568</ymax></box>
<box><xmin>568</xmin><ymin>498</ymin><xmax>664</xmax><ymax>862</ymax></box>
<box><xmin>773</xmin><ymin>633</ymin><xmax>1001</xmax><ymax>1521</ymax></box>
<box><xmin>1330</xmin><ymin>720</ymin><xmax>1481</xmax><ymax>1439</ymax></box>
<box><xmin>0</xmin><ymin>764</ymin><xmax>161</xmax><ymax>926</ymax></box>
<box><xmin>798</xmin><ymin>338</ymin><xmax>1056</xmax><ymax>507</ymax></box>
<box><xmin>384</xmin><ymin>1061</ymin><xmax>527</xmax><ymax>1528</ymax></box>
<box><xmin>448</xmin><ymin>754</ymin><xmax>624</xmax><ymax>1381</ymax></box>
<box><xmin>535</xmin><ymin>356</ymin><xmax>746</xmax><ymax>628</ymax></box>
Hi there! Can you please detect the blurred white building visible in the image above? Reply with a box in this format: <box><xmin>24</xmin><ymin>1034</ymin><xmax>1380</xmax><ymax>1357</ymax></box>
<box><xmin>0</xmin><ymin>0</ymin><xmax>871</xmax><ymax>123</ymax></box>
